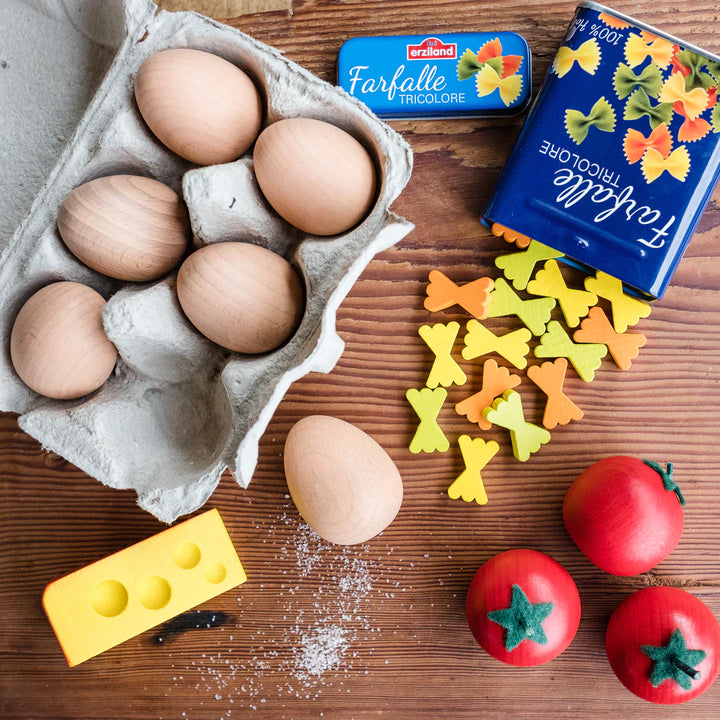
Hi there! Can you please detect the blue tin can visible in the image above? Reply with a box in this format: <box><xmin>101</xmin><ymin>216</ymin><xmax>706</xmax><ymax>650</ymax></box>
<box><xmin>337</xmin><ymin>32</ymin><xmax>532</xmax><ymax>119</ymax></box>
<box><xmin>483</xmin><ymin>2</ymin><xmax>720</xmax><ymax>299</ymax></box>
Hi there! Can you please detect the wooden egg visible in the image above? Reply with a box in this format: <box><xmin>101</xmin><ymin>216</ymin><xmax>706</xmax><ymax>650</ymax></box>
<box><xmin>253</xmin><ymin>118</ymin><xmax>377</xmax><ymax>236</ymax></box>
<box><xmin>176</xmin><ymin>242</ymin><xmax>304</xmax><ymax>354</ymax></box>
<box><xmin>10</xmin><ymin>282</ymin><xmax>118</xmax><ymax>400</ymax></box>
<box><xmin>57</xmin><ymin>175</ymin><xmax>189</xmax><ymax>282</ymax></box>
<box><xmin>283</xmin><ymin>415</ymin><xmax>403</xmax><ymax>545</ymax></box>
<box><xmin>135</xmin><ymin>48</ymin><xmax>263</xmax><ymax>165</ymax></box>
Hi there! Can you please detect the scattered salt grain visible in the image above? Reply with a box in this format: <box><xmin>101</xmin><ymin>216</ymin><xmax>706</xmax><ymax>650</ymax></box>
<box><xmin>164</xmin><ymin>505</ymin><xmax>404</xmax><ymax>710</ymax></box>
<box><xmin>294</xmin><ymin>625</ymin><xmax>348</xmax><ymax>679</ymax></box>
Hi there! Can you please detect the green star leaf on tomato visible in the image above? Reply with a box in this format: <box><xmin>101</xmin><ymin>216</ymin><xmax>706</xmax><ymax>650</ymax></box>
<box><xmin>642</xmin><ymin>628</ymin><xmax>706</xmax><ymax>691</ymax></box>
<box><xmin>487</xmin><ymin>584</ymin><xmax>553</xmax><ymax>650</ymax></box>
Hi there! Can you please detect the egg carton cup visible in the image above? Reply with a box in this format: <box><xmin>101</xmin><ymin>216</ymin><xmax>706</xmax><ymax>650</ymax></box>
<box><xmin>0</xmin><ymin>0</ymin><xmax>413</xmax><ymax>522</ymax></box>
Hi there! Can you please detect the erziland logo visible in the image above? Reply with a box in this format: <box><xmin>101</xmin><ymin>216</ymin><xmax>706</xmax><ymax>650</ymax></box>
<box><xmin>406</xmin><ymin>37</ymin><xmax>457</xmax><ymax>61</ymax></box>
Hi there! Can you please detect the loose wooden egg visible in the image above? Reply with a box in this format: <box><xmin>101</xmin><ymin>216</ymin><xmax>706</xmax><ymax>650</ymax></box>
<box><xmin>253</xmin><ymin>118</ymin><xmax>377</xmax><ymax>236</ymax></box>
<box><xmin>10</xmin><ymin>282</ymin><xmax>118</xmax><ymax>400</ymax></box>
<box><xmin>176</xmin><ymin>242</ymin><xmax>304</xmax><ymax>354</ymax></box>
<box><xmin>284</xmin><ymin>415</ymin><xmax>403</xmax><ymax>545</ymax></box>
<box><xmin>57</xmin><ymin>175</ymin><xmax>189</xmax><ymax>282</ymax></box>
<box><xmin>135</xmin><ymin>48</ymin><xmax>263</xmax><ymax>165</ymax></box>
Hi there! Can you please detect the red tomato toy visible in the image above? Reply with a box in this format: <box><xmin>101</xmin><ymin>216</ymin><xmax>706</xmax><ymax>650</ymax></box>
<box><xmin>465</xmin><ymin>548</ymin><xmax>581</xmax><ymax>666</ymax></box>
<box><xmin>606</xmin><ymin>586</ymin><xmax>720</xmax><ymax>704</ymax></box>
<box><xmin>563</xmin><ymin>456</ymin><xmax>684</xmax><ymax>576</ymax></box>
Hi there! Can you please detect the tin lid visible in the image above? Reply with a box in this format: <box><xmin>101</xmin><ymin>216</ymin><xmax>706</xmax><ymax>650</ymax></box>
<box><xmin>337</xmin><ymin>32</ymin><xmax>532</xmax><ymax>120</ymax></box>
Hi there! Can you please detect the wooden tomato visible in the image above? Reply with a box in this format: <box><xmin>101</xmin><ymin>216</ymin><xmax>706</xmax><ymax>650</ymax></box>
<box><xmin>606</xmin><ymin>586</ymin><xmax>720</xmax><ymax>704</ymax></box>
<box><xmin>563</xmin><ymin>456</ymin><xmax>684</xmax><ymax>576</ymax></box>
<box><xmin>465</xmin><ymin>548</ymin><xmax>581</xmax><ymax>666</ymax></box>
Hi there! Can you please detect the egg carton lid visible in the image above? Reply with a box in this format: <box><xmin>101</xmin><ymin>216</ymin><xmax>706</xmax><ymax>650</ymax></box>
<box><xmin>0</xmin><ymin>0</ymin><xmax>145</xmax><ymax>251</ymax></box>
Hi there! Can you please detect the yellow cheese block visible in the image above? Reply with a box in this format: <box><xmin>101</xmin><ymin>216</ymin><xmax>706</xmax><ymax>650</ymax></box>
<box><xmin>42</xmin><ymin>509</ymin><xmax>246</xmax><ymax>666</ymax></box>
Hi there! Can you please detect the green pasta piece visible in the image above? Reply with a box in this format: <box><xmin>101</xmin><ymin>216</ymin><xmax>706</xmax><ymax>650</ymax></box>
<box><xmin>613</xmin><ymin>62</ymin><xmax>663</xmax><ymax>100</ymax></box>
<box><xmin>712</xmin><ymin>103</ymin><xmax>720</xmax><ymax>133</ymax></box>
<box><xmin>676</xmin><ymin>49</ymin><xmax>716</xmax><ymax>91</ymax></box>
<box><xmin>624</xmin><ymin>88</ymin><xmax>674</xmax><ymax>130</ymax></box>
<box><xmin>457</xmin><ymin>49</ymin><xmax>483</xmax><ymax>81</ymax></box>
<box><xmin>706</xmin><ymin>61</ymin><xmax>720</xmax><ymax>87</ymax></box>
<box><xmin>483</xmin><ymin>56</ymin><xmax>505</xmax><ymax>76</ymax></box>
<box><xmin>565</xmin><ymin>96</ymin><xmax>616</xmax><ymax>145</ymax></box>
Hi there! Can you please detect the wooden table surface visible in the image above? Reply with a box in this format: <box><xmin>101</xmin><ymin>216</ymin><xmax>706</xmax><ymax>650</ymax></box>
<box><xmin>3</xmin><ymin>1</ymin><xmax>720</xmax><ymax>718</ymax></box>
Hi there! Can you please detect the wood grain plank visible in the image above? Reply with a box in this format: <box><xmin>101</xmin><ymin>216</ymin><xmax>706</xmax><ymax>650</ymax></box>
<box><xmin>3</xmin><ymin>1</ymin><xmax>720</xmax><ymax>718</ymax></box>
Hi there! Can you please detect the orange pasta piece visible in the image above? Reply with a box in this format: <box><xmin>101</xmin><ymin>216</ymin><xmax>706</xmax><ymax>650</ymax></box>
<box><xmin>573</xmin><ymin>306</ymin><xmax>646</xmax><ymax>370</ymax></box>
<box><xmin>623</xmin><ymin>123</ymin><xmax>672</xmax><ymax>164</ymax></box>
<box><xmin>477</xmin><ymin>37</ymin><xmax>503</xmax><ymax>63</ymax></box>
<box><xmin>527</xmin><ymin>358</ymin><xmax>583</xmax><ymax>429</ymax></box>
<box><xmin>599</xmin><ymin>12</ymin><xmax>631</xmax><ymax>29</ymax></box>
<box><xmin>455</xmin><ymin>358</ymin><xmax>521</xmax><ymax>431</ymax></box>
<box><xmin>424</xmin><ymin>270</ymin><xmax>494</xmax><ymax>318</ymax></box>
<box><xmin>500</xmin><ymin>54</ymin><xmax>525</xmax><ymax>78</ymax></box>
<box><xmin>674</xmin><ymin>96</ymin><xmax>714</xmax><ymax>143</ymax></box>
<box><xmin>490</xmin><ymin>222</ymin><xmax>532</xmax><ymax>248</ymax></box>
<box><xmin>677</xmin><ymin>115</ymin><xmax>712</xmax><ymax>143</ymax></box>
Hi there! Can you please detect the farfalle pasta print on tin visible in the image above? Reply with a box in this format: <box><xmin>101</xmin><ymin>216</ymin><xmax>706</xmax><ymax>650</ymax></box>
<box><xmin>483</xmin><ymin>2</ymin><xmax>720</xmax><ymax>300</ymax></box>
<box><xmin>457</xmin><ymin>37</ymin><xmax>526</xmax><ymax>107</ymax></box>
<box><xmin>555</xmin><ymin>17</ymin><xmax>717</xmax><ymax>185</ymax></box>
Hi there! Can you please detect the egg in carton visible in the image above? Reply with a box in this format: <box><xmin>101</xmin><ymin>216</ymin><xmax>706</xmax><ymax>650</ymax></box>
<box><xmin>0</xmin><ymin>0</ymin><xmax>413</xmax><ymax>522</ymax></box>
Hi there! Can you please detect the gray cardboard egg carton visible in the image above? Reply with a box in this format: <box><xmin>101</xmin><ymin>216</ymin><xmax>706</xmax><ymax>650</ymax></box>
<box><xmin>0</xmin><ymin>0</ymin><xmax>413</xmax><ymax>522</ymax></box>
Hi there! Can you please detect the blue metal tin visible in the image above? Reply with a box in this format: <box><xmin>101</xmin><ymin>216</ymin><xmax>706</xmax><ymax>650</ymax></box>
<box><xmin>483</xmin><ymin>2</ymin><xmax>720</xmax><ymax>299</ymax></box>
<box><xmin>337</xmin><ymin>32</ymin><xmax>532</xmax><ymax>120</ymax></box>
